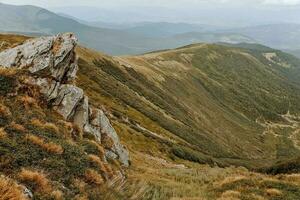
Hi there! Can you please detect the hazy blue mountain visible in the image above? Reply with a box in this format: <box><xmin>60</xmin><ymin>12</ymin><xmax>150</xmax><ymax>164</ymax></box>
<box><xmin>227</xmin><ymin>24</ymin><xmax>300</xmax><ymax>50</ymax></box>
<box><xmin>122</xmin><ymin>22</ymin><xmax>219</xmax><ymax>37</ymax></box>
<box><xmin>0</xmin><ymin>3</ymin><xmax>256</xmax><ymax>55</ymax></box>
<box><xmin>286</xmin><ymin>49</ymin><xmax>300</xmax><ymax>58</ymax></box>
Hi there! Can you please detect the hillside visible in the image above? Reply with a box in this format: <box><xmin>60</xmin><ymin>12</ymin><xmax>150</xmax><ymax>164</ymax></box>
<box><xmin>90</xmin><ymin>43</ymin><xmax>300</xmax><ymax>165</ymax></box>
<box><xmin>2</xmin><ymin>34</ymin><xmax>300</xmax><ymax>199</ymax></box>
<box><xmin>75</xmin><ymin>37</ymin><xmax>300</xmax><ymax>199</ymax></box>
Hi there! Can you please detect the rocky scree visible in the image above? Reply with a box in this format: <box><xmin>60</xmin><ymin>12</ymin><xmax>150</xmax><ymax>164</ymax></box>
<box><xmin>0</xmin><ymin>33</ymin><xmax>129</xmax><ymax>166</ymax></box>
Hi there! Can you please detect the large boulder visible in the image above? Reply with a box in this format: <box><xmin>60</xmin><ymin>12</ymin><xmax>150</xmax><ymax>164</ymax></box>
<box><xmin>0</xmin><ymin>33</ymin><xmax>78</xmax><ymax>82</ymax></box>
<box><xmin>0</xmin><ymin>33</ymin><xmax>130</xmax><ymax>167</ymax></box>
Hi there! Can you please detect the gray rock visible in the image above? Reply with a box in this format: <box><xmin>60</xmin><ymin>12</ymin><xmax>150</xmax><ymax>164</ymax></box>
<box><xmin>105</xmin><ymin>150</ymin><xmax>118</xmax><ymax>160</ymax></box>
<box><xmin>0</xmin><ymin>33</ymin><xmax>78</xmax><ymax>82</ymax></box>
<box><xmin>53</xmin><ymin>85</ymin><xmax>84</xmax><ymax>120</ymax></box>
<box><xmin>23</xmin><ymin>186</ymin><xmax>33</xmax><ymax>199</ymax></box>
<box><xmin>73</xmin><ymin>96</ymin><xmax>89</xmax><ymax>129</ymax></box>
<box><xmin>83</xmin><ymin>123</ymin><xmax>101</xmax><ymax>142</ymax></box>
<box><xmin>91</xmin><ymin>108</ymin><xmax>129</xmax><ymax>166</ymax></box>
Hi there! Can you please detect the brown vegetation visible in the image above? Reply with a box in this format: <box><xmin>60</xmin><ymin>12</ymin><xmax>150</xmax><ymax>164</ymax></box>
<box><xmin>10</xmin><ymin>122</ymin><xmax>26</xmax><ymax>133</ymax></box>
<box><xmin>0</xmin><ymin>128</ymin><xmax>7</xmax><ymax>139</ymax></box>
<box><xmin>26</xmin><ymin>134</ymin><xmax>63</xmax><ymax>154</ymax></box>
<box><xmin>0</xmin><ymin>103</ymin><xmax>11</xmax><ymax>118</ymax></box>
<box><xmin>30</xmin><ymin>118</ymin><xmax>59</xmax><ymax>134</ymax></box>
<box><xmin>0</xmin><ymin>176</ymin><xmax>27</xmax><ymax>200</ymax></box>
<box><xmin>18</xmin><ymin>168</ymin><xmax>52</xmax><ymax>193</ymax></box>
<box><xmin>84</xmin><ymin>169</ymin><xmax>104</xmax><ymax>185</ymax></box>
<box><xmin>18</xmin><ymin>95</ymin><xmax>37</xmax><ymax>109</ymax></box>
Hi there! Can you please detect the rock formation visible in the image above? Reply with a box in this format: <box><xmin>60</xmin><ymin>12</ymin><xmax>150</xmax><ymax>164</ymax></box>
<box><xmin>0</xmin><ymin>33</ymin><xmax>129</xmax><ymax>166</ymax></box>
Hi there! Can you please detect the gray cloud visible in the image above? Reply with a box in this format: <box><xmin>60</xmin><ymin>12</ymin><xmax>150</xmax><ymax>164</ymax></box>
<box><xmin>1</xmin><ymin>0</ymin><xmax>300</xmax><ymax>7</ymax></box>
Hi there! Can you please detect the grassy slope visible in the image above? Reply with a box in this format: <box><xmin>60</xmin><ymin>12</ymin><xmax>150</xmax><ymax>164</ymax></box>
<box><xmin>75</xmin><ymin>39</ymin><xmax>300</xmax><ymax>167</ymax></box>
<box><xmin>2</xmin><ymin>34</ymin><xmax>300</xmax><ymax>199</ymax></box>
<box><xmin>0</xmin><ymin>35</ymin><xmax>126</xmax><ymax>200</ymax></box>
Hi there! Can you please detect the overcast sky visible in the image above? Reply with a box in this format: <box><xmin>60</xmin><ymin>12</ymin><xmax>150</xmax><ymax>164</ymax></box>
<box><xmin>1</xmin><ymin>0</ymin><xmax>299</xmax><ymax>25</ymax></box>
<box><xmin>1</xmin><ymin>0</ymin><xmax>300</xmax><ymax>8</ymax></box>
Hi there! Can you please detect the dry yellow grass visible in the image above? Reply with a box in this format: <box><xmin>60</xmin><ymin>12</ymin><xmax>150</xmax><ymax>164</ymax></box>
<box><xmin>72</xmin><ymin>179</ymin><xmax>87</xmax><ymax>193</ymax></box>
<box><xmin>265</xmin><ymin>188</ymin><xmax>282</xmax><ymax>196</ymax></box>
<box><xmin>101</xmin><ymin>134</ymin><xmax>114</xmax><ymax>149</ymax></box>
<box><xmin>0</xmin><ymin>68</ymin><xmax>17</xmax><ymax>76</ymax></box>
<box><xmin>10</xmin><ymin>122</ymin><xmax>27</xmax><ymax>133</ymax></box>
<box><xmin>51</xmin><ymin>190</ymin><xmax>64</xmax><ymax>200</ymax></box>
<box><xmin>0</xmin><ymin>176</ymin><xmax>27</xmax><ymax>200</ymax></box>
<box><xmin>89</xmin><ymin>140</ymin><xmax>105</xmax><ymax>160</ymax></box>
<box><xmin>218</xmin><ymin>190</ymin><xmax>241</xmax><ymax>200</ymax></box>
<box><xmin>216</xmin><ymin>175</ymin><xmax>248</xmax><ymax>188</ymax></box>
<box><xmin>19</xmin><ymin>95</ymin><xmax>37</xmax><ymax>109</ymax></box>
<box><xmin>57</xmin><ymin>120</ymin><xmax>73</xmax><ymax>138</ymax></box>
<box><xmin>87</xmin><ymin>154</ymin><xmax>108</xmax><ymax>176</ymax></box>
<box><xmin>84</xmin><ymin>169</ymin><xmax>104</xmax><ymax>185</ymax></box>
<box><xmin>31</xmin><ymin>118</ymin><xmax>59</xmax><ymax>134</ymax></box>
<box><xmin>74</xmin><ymin>195</ymin><xmax>89</xmax><ymax>200</ymax></box>
<box><xmin>19</xmin><ymin>168</ymin><xmax>52</xmax><ymax>193</ymax></box>
<box><xmin>26</xmin><ymin>134</ymin><xmax>63</xmax><ymax>154</ymax></box>
<box><xmin>0</xmin><ymin>128</ymin><xmax>7</xmax><ymax>139</ymax></box>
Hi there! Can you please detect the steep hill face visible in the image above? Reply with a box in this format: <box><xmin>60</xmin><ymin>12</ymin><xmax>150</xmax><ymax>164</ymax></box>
<box><xmin>77</xmin><ymin>42</ymin><xmax>300</xmax><ymax>167</ymax></box>
<box><xmin>0</xmin><ymin>33</ymin><xmax>129</xmax><ymax>199</ymax></box>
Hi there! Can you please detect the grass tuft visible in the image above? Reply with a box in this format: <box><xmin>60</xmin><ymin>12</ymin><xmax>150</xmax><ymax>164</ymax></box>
<box><xmin>19</xmin><ymin>168</ymin><xmax>52</xmax><ymax>193</ymax></box>
<box><xmin>26</xmin><ymin>134</ymin><xmax>64</xmax><ymax>154</ymax></box>
<box><xmin>84</xmin><ymin>169</ymin><xmax>104</xmax><ymax>185</ymax></box>
<box><xmin>0</xmin><ymin>176</ymin><xmax>27</xmax><ymax>200</ymax></box>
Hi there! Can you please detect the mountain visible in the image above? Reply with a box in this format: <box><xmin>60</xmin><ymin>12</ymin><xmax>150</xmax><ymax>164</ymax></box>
<box><xmin>228</xmin><ymin>23</ymin><xmax>300</xmax><ymax>50</ymax></box>
<box><xmin>286</xmin><ymin>49</ymin><xmax>300</xmax><ymax>58</ymax></box>
<box><xmin>121</xmin><ymin>22</ymin><xmax>218</xmax><ymax>37</ymax></box>
<box><xmin>0</xmin><ymin>3</ymin><xmax>257</xmax><ymax>55</ymax></box>
<box><xmin>2</xmin><ymin>33</ymin><xmax>300</xmax><ymax>199</ymax></box>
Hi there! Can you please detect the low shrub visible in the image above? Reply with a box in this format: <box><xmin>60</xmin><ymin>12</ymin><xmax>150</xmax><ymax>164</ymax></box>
<box><xmin>18</xmin><ymin>168</ymin><xmax>52</xmax><ymax>193</ymax></box>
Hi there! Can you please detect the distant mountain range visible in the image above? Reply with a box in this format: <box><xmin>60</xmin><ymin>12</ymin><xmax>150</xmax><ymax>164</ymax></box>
<box><xmin>1</xmin><ymin>3</ymin><xmax>300</xmax><ymax>55</ymax></box>
<box><xmin>0</xmin><ymin>3</ymin><xmax>256</xmax><ymax>55</ymax></box>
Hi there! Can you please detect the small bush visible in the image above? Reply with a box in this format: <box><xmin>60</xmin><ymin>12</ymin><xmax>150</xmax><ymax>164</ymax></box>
<box><xmin>26</xmin><ymin>134</ymin><xmax>63</xmax><ymax>154</ymax></box>
<box><xmin>19</xmin><ymin>168</ymin><xmax>52</xmax><ymax>193</ymax></box>
<box><xmin>0</xmin><ymin>176</ymin><xmax>27</xmax><ymax>200</ymax></box>
<box><xmin>84</xmin><ymin>169</ymin><xmax>104</xmax><ymax>185</ymax></box>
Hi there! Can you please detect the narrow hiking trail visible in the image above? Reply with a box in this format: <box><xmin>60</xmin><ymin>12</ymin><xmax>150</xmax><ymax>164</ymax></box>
<box><xmin>257</xmin><ymin>111</ymin><xmax>300</xmax><ymax>150</ymax></box>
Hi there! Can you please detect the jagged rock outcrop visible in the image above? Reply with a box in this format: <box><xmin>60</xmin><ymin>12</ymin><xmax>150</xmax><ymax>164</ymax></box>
<box><xmin>0</xmin><ymin>33</ymin><xmax>129</xmax><ymax>167</ymax></box>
